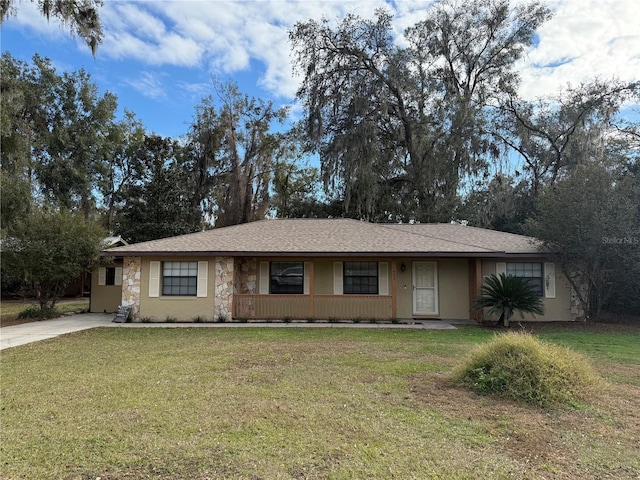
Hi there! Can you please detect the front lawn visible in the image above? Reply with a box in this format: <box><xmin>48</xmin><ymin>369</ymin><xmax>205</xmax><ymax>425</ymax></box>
<box><xmin>1</xmin><ymin>326</ymin><xmax>638</xmax><ymax>479</ymax></box>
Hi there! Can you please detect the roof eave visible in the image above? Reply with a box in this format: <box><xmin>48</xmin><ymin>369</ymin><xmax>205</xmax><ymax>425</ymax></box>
<box><xmin>101</xmin><ymin>250</ymin><xmax>548</xmax><ymax>258</ymax></box>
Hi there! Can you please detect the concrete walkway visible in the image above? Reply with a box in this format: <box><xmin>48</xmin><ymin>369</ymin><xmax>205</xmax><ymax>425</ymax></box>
<box><xmin>1</xmin><ymin>313</ymin><xmax>460</xmax><ymax>350</ymax></box>
<box><xmin>116</xmin><ymin>320</ymin><xmax>459</xmax><ymax>330</ymax></box>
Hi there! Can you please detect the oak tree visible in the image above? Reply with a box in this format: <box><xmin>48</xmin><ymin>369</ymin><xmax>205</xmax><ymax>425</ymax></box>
<box><xmin>1</xmin><ymin>0</ymin><xmax>103</xmax><ymax>54</ymax></box>
<box><xmin>290</xmin><ymin>0</ymin><xmax>550</xmax><ymax>222</ymax></box>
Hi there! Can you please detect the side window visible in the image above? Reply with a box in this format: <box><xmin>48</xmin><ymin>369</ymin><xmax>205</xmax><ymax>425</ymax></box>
<box><xmin>99</xmin><ymin>266</ymin><xmax>121</xmax><ymax>286</ymax></box>
<box><xmin>507</xmin><ymin>262</ymin><xmax>543</xmax><ymax>296</ymax></box>
<box><xmin>105</xmin><ymin>267</ymin><xmax>116</xmax><ymax>286</ymax></box>
<box><xmin>270</xmin><ymin>261</ymin><xmax>304</xmax><ymax>294</ymax></box>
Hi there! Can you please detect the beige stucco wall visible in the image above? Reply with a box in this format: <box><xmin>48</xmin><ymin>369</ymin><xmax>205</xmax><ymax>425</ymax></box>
<box><xmin>395</xmin><ymin>258</ymin><xmax>469</xmax><ymax>320</ymax></box>
<box><xmin>313</xmin><ymin>259</ymin><xmax>335</xmax><ymax>295</ymax></box>
<box><xmin>481</xmin><ymin>258</ymin><xmax>573</xmax><ymax>321</ymax></box>
<box><xmin>395</xmin><ymin>259</ymin><xmax>413</xmax><ymax>318</ymax></box>
<box><xmin>89</xmin><ymin>260</ymin><xmax>123</xmax><ymax>313</ymax></box>
<box><xmin>138</xmin><ymin>256</ymin><xmax>216</xmax><ymax>322</ymax></box>
<box><xmin>438</xmin><ymin>258</ymin><xmax>471</xmax><ymax>320</ymax></box>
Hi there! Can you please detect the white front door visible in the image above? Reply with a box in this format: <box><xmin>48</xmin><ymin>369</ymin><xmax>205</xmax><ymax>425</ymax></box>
<box><xmin>413</xmin><ymin>262</ymin><xmax>438</xmax><ymax>315</ymax></box>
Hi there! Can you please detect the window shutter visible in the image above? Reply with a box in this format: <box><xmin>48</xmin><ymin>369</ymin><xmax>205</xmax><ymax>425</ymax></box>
<box><xmin>378</xmin><ymin>262</ymin><xmax>389</xmax><ymax>295</ymax></box>
<box><xmin>496</xmin><ymin>262</ymin><xmax>507</xmax><ymax>277</ymax></box>
<box><xmin>197</xmin><ymin>261</ymin><xmax>208</xmax><ymax>297</ymax></box>
<box><xmin>333</xmin><ymin>262</ymin><xmax>343</xmax><ymax>295</ymax></box>
<box><xmin>114</xmin><ymin>267</ymin><xmax>122</xmax><ymax>286</ymax></box>
<box><xmin>98</xmin><ymin>267</ymin><xmax>106</xmax><ymax>286</ymax></box>
<box><xmin>149</xmin><ymin>261</ymin><xmax>160</xmax><ymax>298</ymax></box>
<box><xmin>303</xmin><ymin>261</ymin><xmax>310</xmax><ymax>295</ymax></box>
<box><xmin>259</xmin><ymin>262</ymin><xmax>269</xmax><ymax>294</ymax></box>
<box><xmin>544</xmin><ymin>262</ymin><xmax>556</xmax><ymax>298</ymax></box>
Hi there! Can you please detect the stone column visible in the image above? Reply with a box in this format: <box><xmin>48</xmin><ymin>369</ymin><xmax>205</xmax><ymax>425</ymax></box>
<box><xmin>215</xmin><ymin>257</ymin><xmax>234</xmax><ymax>320</ymax></box>
<box><xmin>570</xmin><ymin>286</ymin><xmax>587</xmax><ymax>321</ymax></box>
<box><xmin>121</xmin><ymin>256</ymin><xmax>142</xmax><ymax>321</ymax></box>
<box><xmin>235</xmin><ymin>257</ymin><xmax>257</xmax><ymax>294</ymax></box>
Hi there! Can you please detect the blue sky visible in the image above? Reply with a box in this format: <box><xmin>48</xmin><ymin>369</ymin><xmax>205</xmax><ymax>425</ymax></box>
<box><xmin>2</xmin><ymin>0</ymin><xmax>639</xmax><ymax>140</ymax></box>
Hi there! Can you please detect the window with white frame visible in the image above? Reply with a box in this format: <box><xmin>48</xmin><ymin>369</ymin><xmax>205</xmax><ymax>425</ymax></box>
<box><xmin>162</xmin><ymin>261</ymin><xmax>198</xmax><ymax>296</ymax></box>
<box><xmin>507</xmin><ymin>262</ymin><xmax>543</xmax><ymax>296</ymax></box>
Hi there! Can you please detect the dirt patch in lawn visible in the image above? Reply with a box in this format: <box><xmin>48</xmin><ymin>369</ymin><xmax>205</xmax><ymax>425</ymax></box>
<box><xmin>410</xmin><ymin>363</ymin><xmax>640</xmax><ymax>479</ymax></box>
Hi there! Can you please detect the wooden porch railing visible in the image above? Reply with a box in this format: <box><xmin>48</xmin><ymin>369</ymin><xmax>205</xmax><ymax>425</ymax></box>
<box><xmin>234</xmin><ymin>294</ymin><xmax>309</xmax><ymax>319</ymax></box>
<box><xmin>233</xmin><ymin>294</ymin><xmax>393</xmax><ymax>320</ymax></box>
<box><xmin>314</xmin><ymin>295</ymin><xmax>393</xmax><ymax>319</ymax></box>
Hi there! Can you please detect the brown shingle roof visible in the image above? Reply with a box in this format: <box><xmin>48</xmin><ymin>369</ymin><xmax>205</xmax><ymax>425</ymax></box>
<box><xmin>104</xmin><ymin>219</ymin><xmax>542</xmax><ymax>257</ymax></box>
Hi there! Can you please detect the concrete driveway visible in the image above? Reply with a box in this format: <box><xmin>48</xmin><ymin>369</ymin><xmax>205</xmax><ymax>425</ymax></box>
<box><xmin>0</xmin><ymin>313</ymin><xmax>114</xmax><ymax>350</ymax></box>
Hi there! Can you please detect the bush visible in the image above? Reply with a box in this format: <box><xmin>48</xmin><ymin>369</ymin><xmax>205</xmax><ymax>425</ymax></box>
<box><xmin>2</xmin><ymin>210</ymin><xmax>105</xmax><ymax>311</ymax></box>
<box><xmin>18</xmin><ymin>306</ymin><xmax>59</xmax><ymax>320</ymax></box>
<box><xmin>452</xmin><ymin>332</ymin><xmax>600</xmax><ymax>408</ymax></box>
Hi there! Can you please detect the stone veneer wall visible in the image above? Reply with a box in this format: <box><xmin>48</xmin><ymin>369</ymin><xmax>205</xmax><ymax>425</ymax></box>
<box><xmin>570</xmin><ymin>286</ymin><xmax>587</xmax><ymax>321</ymax></box>
<box><xmin>234</xmin><ymin>257</ymin><xmax>257</xmax><ymax>294</ymax></box>
<box><xmin>121</xmin><ymin>256</ymin><xmax>141</xmax><ymax>321</ymax></box>
<box><xmin>215</xmin><ymin>257</ymin><xmax>234</xmax><ymax>320</ymax></box>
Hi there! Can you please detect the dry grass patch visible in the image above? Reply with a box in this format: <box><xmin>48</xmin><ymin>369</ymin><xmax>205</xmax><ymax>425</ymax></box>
<box><xmin>411</xmin><ymin>369</ymin><xmax>640</xmax><ymax>479</ymax></box>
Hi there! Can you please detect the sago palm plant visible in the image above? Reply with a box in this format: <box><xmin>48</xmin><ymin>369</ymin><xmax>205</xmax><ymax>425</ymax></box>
<box><xmin>472</xmin><ymin>273</ymin><xmax>544</xmax><ymax>327</ymax></box>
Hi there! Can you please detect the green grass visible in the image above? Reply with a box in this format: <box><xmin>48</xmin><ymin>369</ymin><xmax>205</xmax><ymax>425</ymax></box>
<box><xmin>1</xmin><ymin>326</ymin><xmax>639</xmax><ymax>479</ymax></box>
<box><xmin>537</xmin><ymin>330</ymin><xmax>640</xmax><ymax>364</ymax></box>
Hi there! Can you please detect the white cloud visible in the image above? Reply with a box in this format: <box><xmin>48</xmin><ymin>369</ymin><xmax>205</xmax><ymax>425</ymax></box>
<box><xmin>98</xmin><ymin>0</ymin><xmax>395</xmax><ymax>98</ymax></box>
<box><xmin>123</xmin><ymin>71</ymin><xmax>167</xmax><ymax>100</ymax></box>
<box><xmin>6</xmin><ymin>0</ymin><xmax>640</xmax><ymax>104</ymax></box>
<box><xmin>112</xmin><ymin>3</ymin><xmax>167</xmax><ymax>40</ymax></box>
<box><xmin>3</xmin><ymin>1</ymin><xmax>70</xmax><ymax>38</ymax></box>
<box><xmin>177</xmin><ymin>80</ymin><xmax>212</xmax><ymax>98</ymax></box>
<box><xmin>517</xmin><ymin>0</ymin><xmax>640</xmax><ymax>99</ymax></box>
<box><xmin>99</xmin><ymin>3</ymin><xmax>204</xmax><ymax>66</ymax></box>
